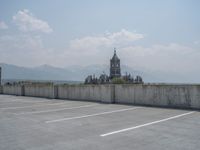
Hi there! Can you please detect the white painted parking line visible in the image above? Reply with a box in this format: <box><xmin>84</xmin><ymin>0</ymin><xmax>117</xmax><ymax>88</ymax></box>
<box><xmin>100</xmin><ymin>111</ymin><xmax>195</xmax><ymax>137</ymax></box>
<box><xmin>14</xmin><ymin>104</ymin><xmax>98</xmax><ymax>115</ymax></box>
<box><xmin>0</xmin><ymin>101</ymin><xmax>71</xmax><ymax>110</ymax></box>
<box><xmin>46</xmin><ymin>107</ymin><xmax>140</xmax><ymax>123</ymax></box>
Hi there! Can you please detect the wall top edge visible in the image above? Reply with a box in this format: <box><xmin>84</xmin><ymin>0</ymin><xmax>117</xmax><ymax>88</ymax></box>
<box><xmin>2</xmin><ymin>83</ymin><xmax>200</xmax><ymax>87</ymax></box>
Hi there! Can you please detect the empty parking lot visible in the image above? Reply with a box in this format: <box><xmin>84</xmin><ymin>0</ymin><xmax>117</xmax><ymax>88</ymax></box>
<box><xmin>0</xmin><ymin>95</ymin><xmax>199</xmax><ymax>150</ymax></box>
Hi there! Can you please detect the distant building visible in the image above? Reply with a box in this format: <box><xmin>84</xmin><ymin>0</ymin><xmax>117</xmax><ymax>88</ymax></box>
<box><xmin>85</xmin><ymin>48</ymin><xmax>143</xmax><ymax>84</ymax></box>
<box><xmin>110</xmin><ymin>48</ymin><xmax>121</xmax><ymax>79</ymax></box>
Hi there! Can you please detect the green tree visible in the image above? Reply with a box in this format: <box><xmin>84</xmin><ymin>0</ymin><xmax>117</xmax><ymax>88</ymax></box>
<box><xmin>111</xmin><ymin>77</ymin><xmax>126</xmax><ymax>84</ymax></box>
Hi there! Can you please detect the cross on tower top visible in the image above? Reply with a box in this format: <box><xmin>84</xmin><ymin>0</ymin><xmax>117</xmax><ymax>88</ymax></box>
<box><xmin>114</xmin><ymin>48</ymin><xmax>116</xmax><ymax>54</ymax></box>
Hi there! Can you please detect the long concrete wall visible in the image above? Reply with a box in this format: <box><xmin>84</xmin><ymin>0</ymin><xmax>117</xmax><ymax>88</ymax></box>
<box><xmin>1</xmin><ymin>84</ymin><xmax>200</xmax><ymax>109</ymax></box>
<box><xmin>57</xmin><ymin>84</ymin><xmax>114</xmax><ymax>103</ymax></box>
<box><xmin>0</xmin><ymin>85</ymin><xmax>3</xmax><ymax>94</ymax></box>
<box><xmin>2</xmin><ymin>85</ymin><xmax>23</xmax><ymax>96</ymax></box>
<box><xmin>24</xmin><ymin>84</ymin><xmax>54</xmax><ymax>99</ymax></box>
<box><xmin>115</xmin><ymin>84</ymin><xmax>200</xmax><ymax>109</ymax></box>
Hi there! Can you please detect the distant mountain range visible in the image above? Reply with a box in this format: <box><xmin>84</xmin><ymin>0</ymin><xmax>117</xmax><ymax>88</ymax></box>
<box><xmin>0</xmin><ymin>63</ymin><xmax>199</xmax><ymax>83</ymax></box>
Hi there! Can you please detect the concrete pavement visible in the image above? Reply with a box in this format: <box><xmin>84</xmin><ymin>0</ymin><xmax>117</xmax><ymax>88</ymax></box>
<box><xmin>0</xmin><ymin>95</ymin><xmax>199</xmax><ymax>150</ymax></box>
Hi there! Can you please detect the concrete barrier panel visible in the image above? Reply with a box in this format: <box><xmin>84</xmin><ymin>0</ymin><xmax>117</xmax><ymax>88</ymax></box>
<box><xmin>182</xmin><ymin>85</ymin><xmax>200</xmax><ymax>109</ymax></box>
<box><xmin>57</xmin><ymin>84</ymin><xmax>114</xmax><ymax>103</ymax></box>
<box><xmin>2</xmin><ymin>85</ymin><xmax>22</xmax><ymax>96</ymax></box>
<box><xmin>24</xmin><ymin>84</ymin><xmax>54</xmax><ymax>99</ymax></box>
<box><xmin>115</xmin><ymin>84</ymin><xmax>135</xmax><ymax>104</ymax></box>
<box><xmin>115</xmin><ymin>84</ymin><xmax>200</xmax><ymax>109</ymax></box>
<box><xmin>133</xmin><ymin>85</ymin><xmax>169</xmax><ymax>106</ymax></box>
<box><xmin>0</xmin><ymin>85</ymin><xmax>3</xmax><ymax>94</ymax></box>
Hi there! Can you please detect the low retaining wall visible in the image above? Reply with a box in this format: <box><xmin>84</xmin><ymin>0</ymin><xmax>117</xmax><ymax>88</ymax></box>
<box><xmin>115</xmin><ymin>84</ymin><xmax>200</xmax><ymax>109</ymax></box>
<box><xmin>2</xmin><ymin>85</ymin><xmax>22</xmax><ymax>96</ymax></box>
<box><xmin>0</xmin><ymin>85</ymin><xmax>3</xmax><ymax>94</ymax></box>
<box><xmin>0</xmin><ymin>84</ymin><xmax>200</xmax><ymax>109</ymax></box>
<box><xmin>57</xmin><ymin>84</ymin><xmax>114</xmax><ymax>103</ymax></box>
<box><xmin>24</xmin><ymin>84</ymin><xmax>54</xmax><ymax>99</ymax></box>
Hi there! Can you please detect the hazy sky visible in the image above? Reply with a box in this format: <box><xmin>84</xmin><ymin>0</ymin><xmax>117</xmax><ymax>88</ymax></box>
<box><xmin>0</xmin><ymin>0</ymin><xmax>200</xmax><ymax>74</ymax></box>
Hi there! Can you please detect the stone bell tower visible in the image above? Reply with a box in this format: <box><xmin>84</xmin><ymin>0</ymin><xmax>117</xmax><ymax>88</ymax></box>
<box><xmin>110</xmin><ymin>48</ymin><xmax>121</xmax><ymax>79</ymax></box>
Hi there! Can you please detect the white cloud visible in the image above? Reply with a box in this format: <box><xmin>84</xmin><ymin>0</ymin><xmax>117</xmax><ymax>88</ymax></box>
<box><xmin>69</xmin><ymin>29</ymin><xmax>144</xmax><ymax>52</ymax></box>
<box><xmin>64</xmin><ymin>29</ymin><xmax>144</xmax><ymax>66</ymax></box>
<box><xmin>0</xmin><ymin>29</ymin><xmax>199</xmax><ymax>77</ymax></box>
<box><xmin>119</xmin><ymin>43</ymin><xmax>200</xmax><ymax>73</ymax></box>
<box><xmin>13</xmin><ymin>9</ymin><xmax>53</xmax><ymax>33</ymax></box>
<box><xmin>0</xmin><ymin>21</ymin><xmax>8</xmax><ymax>29</ymax></box>
<box><xmin>194</xmin><ymin>40</ymin><xmax>200</xmax><ymax>45</ymax></box>
<box><xmin>0</xmin><ymin>34</ymin><xmax>55</xmax><ymax>66</ymax></box>
<box><xmin>67</xmin><ymin>30</ymin><xmax>200</xmax><ymax>74</ymax></box>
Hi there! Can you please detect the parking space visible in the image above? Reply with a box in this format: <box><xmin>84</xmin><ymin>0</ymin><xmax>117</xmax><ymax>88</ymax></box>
<box><xmin>0</xmin><ymin>95</ymin><xmax>199</xmax><ymax>150</ymax></box>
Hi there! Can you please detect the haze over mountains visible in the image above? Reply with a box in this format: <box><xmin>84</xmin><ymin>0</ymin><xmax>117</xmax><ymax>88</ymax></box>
<box><xmin>0</xmin><ymin>63</ymin><xmax>199</xmax><ymax>83</ymax></box>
